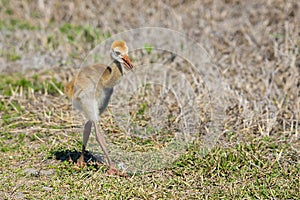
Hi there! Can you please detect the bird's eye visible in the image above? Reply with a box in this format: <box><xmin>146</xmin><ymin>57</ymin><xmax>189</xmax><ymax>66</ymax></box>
<box><xmin>115</xmin><ymin>51</ymin><xmax>121</xmax><ymax>56</ymax></box>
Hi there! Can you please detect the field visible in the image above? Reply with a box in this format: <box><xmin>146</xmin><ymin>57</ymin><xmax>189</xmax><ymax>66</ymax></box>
<box><xmin>0</xmin><ymin>0</ymin><xmax>299</xmax><ymax>199</ymax></box>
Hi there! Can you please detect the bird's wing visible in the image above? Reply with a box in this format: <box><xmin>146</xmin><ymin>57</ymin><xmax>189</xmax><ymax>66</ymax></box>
<box><xmin>73</xmin><ymin>64</ymin><xmax>109</xmax><ymax>99</ymax></box>
<box><xmin>68</xmin><ymin>64</ymin><xmax>111</xmax><ymax>121</ymax></box>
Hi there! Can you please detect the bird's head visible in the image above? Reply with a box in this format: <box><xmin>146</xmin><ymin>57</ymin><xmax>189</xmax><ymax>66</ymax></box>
<box><xmin>111</xmin><ymin>40</ymin><xmax>134</xmax><ymax>71</ymax></box>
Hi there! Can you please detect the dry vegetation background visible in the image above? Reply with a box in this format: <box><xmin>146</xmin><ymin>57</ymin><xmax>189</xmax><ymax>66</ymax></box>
<box><xmin>0</xmin><ymin>0</ymin><xmax>299</xmax><ymax>199</ymax></box>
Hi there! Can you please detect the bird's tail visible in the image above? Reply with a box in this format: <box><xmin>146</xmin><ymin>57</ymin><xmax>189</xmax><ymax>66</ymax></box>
<box><xmin>64</xmin><ymin>77</ymin><xmax>75</xmax><ymax>99</ymax></box>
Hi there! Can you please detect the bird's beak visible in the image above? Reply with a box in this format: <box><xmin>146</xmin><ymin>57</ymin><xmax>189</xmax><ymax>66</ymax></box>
<box><xmin>121</xmin><ymin>55</ymin><xmax>134</xmax><ymax>71</ymax></box>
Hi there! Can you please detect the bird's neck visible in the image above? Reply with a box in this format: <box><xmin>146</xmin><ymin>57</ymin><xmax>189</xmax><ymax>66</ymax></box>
<box><xmin>101</xmin><ymin>60</ymin><xmax>123</xmax><ymax>88</ymax></box>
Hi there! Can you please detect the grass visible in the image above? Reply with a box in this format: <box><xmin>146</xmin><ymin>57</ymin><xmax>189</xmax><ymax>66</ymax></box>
<box><xmin>0</xmin><ymin>73</ymin><xmax>64</xmax><ymax>97</ymax></box>
<box><xmin>0</xmin><ymin>0</ymin><xmax>299</xmax><ymax>199</ymax></box>
<box><xmin>143</xmin><ymin>44</ymin><xmax>154</xmax><ymax>54</ymax></box>
<box><xmin>0</xmin><ymin>127</ymin><xmax>299</xmax><ymax>199</ymax></box>
<box><xmin>0</xmin><ymin>49</ymin><xmax>22</xmax><ymax>62</ymax></box>
<box><xmin>0</xmin><ymin>19</ymin><xmax>40</xmax><ymax>31</ymax></box>
<box><xmin>59</xmin><ymin>23</ymin><xmax>106</xmax><ymax>46</ymax></box>
<box><xmin>0</xmin><ymin>72</ymin><xmax>299</xmax><ymax>199</ymax></box>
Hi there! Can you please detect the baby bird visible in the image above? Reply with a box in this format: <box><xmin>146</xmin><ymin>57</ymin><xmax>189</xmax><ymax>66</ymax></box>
<box><xmin>65</xmin><ymin>40</ymin><xmax>134</xmax><ymax>176</ymax></box>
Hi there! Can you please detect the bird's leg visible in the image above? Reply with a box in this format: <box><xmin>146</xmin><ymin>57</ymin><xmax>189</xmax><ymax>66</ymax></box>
<box><xmin>93</xmin><ymin>121</ymin><xmax>112</xmax><ymax>165</ymax></box>
<box><xmin>77</xmin><ymin>120</ymin><xmax>92</xmax><ymax>167</ymax></box>
<box><xmin>93</xmin><ymin>121</ymin><xmax>126</xmax><ymax>177</ymax></box>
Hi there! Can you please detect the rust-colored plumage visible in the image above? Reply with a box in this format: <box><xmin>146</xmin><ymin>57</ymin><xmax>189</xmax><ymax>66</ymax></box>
<box><xmin>64</xmin><ymin>76</ymin><xmax>76</xmax><ymax>99</ymax></box>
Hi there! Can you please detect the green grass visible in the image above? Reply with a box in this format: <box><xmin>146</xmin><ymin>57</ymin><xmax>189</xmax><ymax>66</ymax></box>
<box><xmin>0</xmin><ymin>49</ymin><xmax>22</xmax><ymax>62</ymax></box>
<box><xmin>0</xmin><ymin>73</ymin><xmax>64</xmax><ymax>97</ymax></box>
<box><xmin>59</xmin><ymin>23</ymin><xmax>110</xmax><ymax>47</ymax></box>
<box><xmin>0</xmin><ymin>130</ymin><xmax>298</xmax><ymax>199</ymax></box>
<box><xmin>0</xmin><ymin>19</ymin><xmax>40</xmax><ymax>31</ymax></box>
<box><xmin>143</xmin><ymin>43</ymin><xmax>154</xmax><ymax>54</ymax></box>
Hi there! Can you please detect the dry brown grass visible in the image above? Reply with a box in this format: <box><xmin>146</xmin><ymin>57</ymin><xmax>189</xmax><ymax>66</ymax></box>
<box><xmin>0</xmin><ymin>0</ymin><xmax>299</xmax><ymax>199</ymax></box>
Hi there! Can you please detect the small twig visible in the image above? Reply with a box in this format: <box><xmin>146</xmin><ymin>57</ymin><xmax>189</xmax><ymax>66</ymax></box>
<box><xmin>49</xmin><ymin>80</ymin><xmax>64</xmax><ymax>96</ymax></box>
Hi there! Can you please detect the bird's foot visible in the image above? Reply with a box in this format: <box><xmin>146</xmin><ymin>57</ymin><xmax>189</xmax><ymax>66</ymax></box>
<box><xmin>107</xmin><ymin>166</ymin><xmax>127</xmax><ymax>177</ymax></box>
<box><xmin>76</xmin><ymin>155</ymin><xmax>86</xmax><ymax>168</ymax></box>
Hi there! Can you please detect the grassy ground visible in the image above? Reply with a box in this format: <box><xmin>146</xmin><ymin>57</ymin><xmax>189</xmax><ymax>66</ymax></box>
<box><xmin>0</xmin><ymin>0</ymin><xmax>299</xmax><ymax>199</ymax></box>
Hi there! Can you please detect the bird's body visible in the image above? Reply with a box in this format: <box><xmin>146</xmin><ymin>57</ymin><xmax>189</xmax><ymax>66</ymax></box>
<box><xmin>66</xmin><ymin>64</ymin><xmax>116</xmax><ymax>121</ymax></box>
<box><xmin>64</xmin><ymin>41</ymin><xmax>134</xmax><ymax>176</ymax></box>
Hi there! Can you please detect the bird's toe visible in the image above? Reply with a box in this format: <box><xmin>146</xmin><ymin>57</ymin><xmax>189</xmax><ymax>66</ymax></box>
<box><xmin>76</xmin><ymin>155</ymin><xmax>86</xmax><ymax>168</ymax></box>
<box><xmin>107</xmin><ymin>167</ymin><xmax>127</xmax><ymax>177</ymax></box>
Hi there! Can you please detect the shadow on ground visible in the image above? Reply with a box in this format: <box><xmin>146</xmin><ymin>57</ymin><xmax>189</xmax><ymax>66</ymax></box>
<box><xmin>52</xmin><ymin>150</ymin><xmax>104</xmax><ymax>168</ymax></box>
